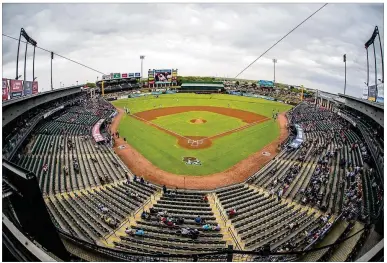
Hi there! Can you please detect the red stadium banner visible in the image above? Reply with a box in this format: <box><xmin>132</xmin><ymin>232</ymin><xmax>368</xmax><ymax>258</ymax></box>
<box><xmin>2</xmin><ymin>78</ymin><xmax>8</xmax><ymax>101</ymax></box>
<box><xmin>32</xmin><ymin>81</ymin><xmax>39</xmax><ymax>94</ymax></box>
<box><xmin>9</xmin><ymin>79</ymin><xmax>23</xmax><ymax>99</ymax></box>
<box><xmin>122</xmin><ymin>73</ymin><xmax>128</xmax><ymax>78</ymax></box>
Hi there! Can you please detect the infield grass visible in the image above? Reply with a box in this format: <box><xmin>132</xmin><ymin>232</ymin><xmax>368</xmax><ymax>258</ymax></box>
<box><xmin>112</xmin><ymin>94</ymin><xmax>292</xmax><ymax>176</ymax></box>
<box><xmin>152</xmin><ymin>111</ymin><xmax>246</xmax><ymax>137</ymax></box>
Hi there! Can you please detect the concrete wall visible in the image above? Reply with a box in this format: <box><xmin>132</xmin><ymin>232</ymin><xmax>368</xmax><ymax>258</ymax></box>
<box><xmin>2</xmin><ymin>87</ymin><xmax>82</xmax><ymax>128</ymax></box>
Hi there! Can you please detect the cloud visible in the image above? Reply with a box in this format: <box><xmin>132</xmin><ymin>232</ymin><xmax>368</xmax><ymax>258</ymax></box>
<box><xmin>2</xmin><ymin>3</ymin><xmax>384</xmax><ymax>97</ymax></box>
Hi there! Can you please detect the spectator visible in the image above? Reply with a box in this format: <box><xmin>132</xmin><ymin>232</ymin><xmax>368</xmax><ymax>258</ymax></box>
<box><xmin>194</xmin><ymin>215</ymin><xmax>202</xmax><ymax>224</ymax></box>
<box><xmin>133</xmin><ymin>229</ymin><xmax>144</xmax><ymax>236</ymax></box>
<box><xmin>228</xmin><ymin>208</ymin><xmax>237</xmax><ymax>218</ymax></box>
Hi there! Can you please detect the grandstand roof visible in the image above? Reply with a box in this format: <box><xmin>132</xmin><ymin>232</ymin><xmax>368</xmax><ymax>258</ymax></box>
<box><xmin>339</xmin><ymin>93</ymin><xmax>384</xmax><ymax>110</ymax></box>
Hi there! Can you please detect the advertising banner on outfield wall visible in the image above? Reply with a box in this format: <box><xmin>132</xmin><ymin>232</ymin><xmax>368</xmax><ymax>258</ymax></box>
<box><xmin>121</xmin><ymin>73</ymin><xmax>128</xmax><ymax>78</ymax></box>
<box><xmin>113</xmin><ymin>73</ymin><xmax>121</xmax><ymax>79</ymax></box>
<box><xmin>32</xmin><ymin>81</ymin><xmax>39</xmax><ymax>94</ymax></box>
<box><xmin>9</xmin><ymin>79</ymin><xmax>23</xmax><ymax>99</ymax></box>
<box><xmin>368</xmin><ymin>84</ymin><xmax>377</xmax><ymax>102</ymax></box>
<box><xmin>2</xmin><ymin>78</ymin><xmax>8</xmax><ymax>101</ymax></box>
<box><xmin>154</xmin><ymin>69</ymin><xmax>172</xmax><ymax>84</ymax></box>
<box><xmin>376</xmin><ymin>83</ymin><xmax>384</xmax><ymax>103</ymax></box>
<box><xmin>148</xmin><ymin>69</ymin><xmax>155</xmax><ymax>85</ymax></box>
<box><xmin>135</xmin><ymin>73</ymin><xmax>141</xmax><ymax>78</ymax></box>
<box><xmin>102</xmin><ymin>74</ymin><xmax>111</xmax><ymax>80</ymax></box>
<box><xmin>23</xmin><ymin>81</ymin><xmax>32</xmax><ymax>96</ymax></box>
<box><xmin>362</xmin><ymin>86</ymin><xmax>369</xmax><ymax>100</ymax></box>
<box><xmin>128</xmin><ymin>73</ymin><xmax>135</xmax><ymax>78</ymax></box>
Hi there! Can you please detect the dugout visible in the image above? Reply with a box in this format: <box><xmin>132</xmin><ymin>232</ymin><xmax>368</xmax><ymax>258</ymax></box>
<box><xmin>179</xmin><ymin>82</ymin><xmax>225</xmax><ymax>94</ymax></box>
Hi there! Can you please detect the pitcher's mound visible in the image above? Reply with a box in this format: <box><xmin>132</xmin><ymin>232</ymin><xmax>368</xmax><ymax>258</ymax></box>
<box><xmin>190</xmin><ymin>119</ymin><xmax>207</xmax><ymax>124</ymax></box>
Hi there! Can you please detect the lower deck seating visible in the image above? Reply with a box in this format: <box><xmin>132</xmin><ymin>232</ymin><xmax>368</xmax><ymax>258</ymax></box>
<box><xmin>46</xmin><ymin>180</ymin><xmax>157</xmax><ymax>243</ymax></box>
<box><xmin>215</xmin><ymin>184</ymin><xmax>321</xmax><ymax>251</ymax></box>
<box><xmin>115</xmin><ymin>191</ymin><xmax>227</xmax><ymax>254</ymax></box>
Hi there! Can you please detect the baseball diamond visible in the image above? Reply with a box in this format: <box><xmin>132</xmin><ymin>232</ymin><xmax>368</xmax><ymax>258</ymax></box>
<box><xmin>111</xmin><ymin>93</ymin><xmax>292</xmax><ymax>180</ymax></box>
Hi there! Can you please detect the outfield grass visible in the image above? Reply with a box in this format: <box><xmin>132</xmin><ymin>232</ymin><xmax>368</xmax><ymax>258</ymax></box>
<box><xmin>113</xmin><ymin>93</ymin><xmax>290</xmax><ymax>117</ymax></box>
<box><xmin>152</xmin><ymin>111</ymin><xmax>246</xmax><ymax>137</ymax></box>
<box><xmin>112</xmin><ymin>94</ymin><xmax>292</xmax><ymax>176</ymax></box>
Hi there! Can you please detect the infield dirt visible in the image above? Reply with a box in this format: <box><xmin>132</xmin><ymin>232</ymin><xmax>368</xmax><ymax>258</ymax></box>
<box><xmin>111</xmin><ymin>107</ymin><xmax>289</xmax><ymax>190</ymax></box>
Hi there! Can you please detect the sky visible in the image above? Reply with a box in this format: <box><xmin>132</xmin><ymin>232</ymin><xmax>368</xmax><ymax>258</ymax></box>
<box><xmin>2</xmin><ymin>3</ymin><xmax>384</xmax><ymax>97</ymax></box>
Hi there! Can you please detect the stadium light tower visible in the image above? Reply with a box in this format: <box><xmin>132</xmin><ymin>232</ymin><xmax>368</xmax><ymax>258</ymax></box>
<box><xmin>343</xmin><ymin>54</ymin><xmax>347</xmax><ymax>95</ymax></box>
<box><xmin>272</xmin><ymin>59</ymin><xmax>277</xmax><ymax>86</ymax></box>
<box><xmin>140</xmin><ymin>55</ymin><xmax>145</xmax><ymax>79</ymax></box>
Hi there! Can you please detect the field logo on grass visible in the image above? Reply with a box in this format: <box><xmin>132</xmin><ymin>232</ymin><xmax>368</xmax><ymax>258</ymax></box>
<box><xmin>183</xmin><ymin>157</ymin><xmax>202</xmax><ymax>166</ymax></box>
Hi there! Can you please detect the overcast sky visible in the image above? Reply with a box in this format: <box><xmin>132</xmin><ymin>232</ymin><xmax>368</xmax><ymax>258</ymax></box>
<box><xmin>2</xmin><ymin>3</ymin><xmax>384</xmax><ymax>97</ymax></box>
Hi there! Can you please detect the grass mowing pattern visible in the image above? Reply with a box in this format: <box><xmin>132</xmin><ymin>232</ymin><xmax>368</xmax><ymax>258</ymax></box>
<box><xmin>112</xmin><ymin>94</ymin><xmax>292</xmax><ymax>176</ymax></box>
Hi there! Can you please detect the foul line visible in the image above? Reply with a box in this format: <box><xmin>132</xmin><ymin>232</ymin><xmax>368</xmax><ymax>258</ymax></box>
<box><xmin>207</xmin><ymin>117</ymin><xmax>271</xmax><ymax>140</ymax></box>
<box><xmin>130</xmin><ymin>114</ymin><xmax>191</xmax><ymax>141</ymax></box>
<box><xmin>131</xmin><ymin>113</ymin><xmax>272</xmax><ymax>143</ymax></box>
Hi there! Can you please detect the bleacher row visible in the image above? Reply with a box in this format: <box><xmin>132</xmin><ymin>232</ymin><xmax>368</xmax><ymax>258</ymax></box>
<box><xmin>46</xmin><ymin>181</ymin><xmax>157</xmax><ymax>243</ymax></box>
<box><xmin>215</xmin><ymin>185</ymin><xmax>322</xmax><ymax>252</ymax></box>
<box><xmin>248</xmin><ymin>104</ymin><xmax>378</xmax><ymax>222</ymax></box>
<box><xmin>115</xmin><ymin>191</ymin><xmax>228</xmax><ymax>255</ymax></box>
<box><xmin>16</xmin><ymin>97</ymin><xmax>124</xmax><ymax>195</ymax></box>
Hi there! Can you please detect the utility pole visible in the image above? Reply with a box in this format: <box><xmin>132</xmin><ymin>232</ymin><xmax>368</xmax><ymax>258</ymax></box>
<box><xmin>272</xmin><ymin>59</ymin><xmax>277</xmax><ymax>86</ymax></box>
<box><xmin>343</xmin><ymin>54</ymin><xmax>347</xmax><ymax>95</ymax></box>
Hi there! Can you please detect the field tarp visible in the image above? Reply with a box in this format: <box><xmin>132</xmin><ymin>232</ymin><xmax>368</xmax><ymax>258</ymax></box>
<box><xmin>289</xmin><ymin>124</ymin><xmax>304</xmax><ymax>149</ymax></box>
<box><xmin>92</xmin><ymin>119</ymin><xmax>106</xmax><ymax>142</ymax></box>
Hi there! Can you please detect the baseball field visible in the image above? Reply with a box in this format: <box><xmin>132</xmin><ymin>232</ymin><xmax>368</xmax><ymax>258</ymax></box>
<box><xmin>112</xmin><ymin>94</ymin><xmax>292</xmax><ymax>176</ymax></box>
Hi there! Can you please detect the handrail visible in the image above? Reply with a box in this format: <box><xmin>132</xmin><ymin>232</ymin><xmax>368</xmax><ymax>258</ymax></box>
<box><xmin>228</xmin><ymin>226</ymin><xmax>242</xmax><ymax>250</ymax></box>
<box><xmin>213</xmin><ymin>194</ymin><xmax>227</xmax><ymax>225</ymax></box>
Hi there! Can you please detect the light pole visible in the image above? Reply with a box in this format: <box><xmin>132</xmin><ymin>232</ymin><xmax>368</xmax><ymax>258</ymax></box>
<box><xmin>140</xmin><ymin>55</ymin><xmax>145</xmax><ymax>80</ymax></box>
<box><xmin>16</xmin><ymin>75</ymin><xmax>22</xmax><ymax>80</ymax></box>
<box><xmin>272</xmin><ymin>59</ymin><xmax>277</xmax><ymax>86</ymax></box>
<box><xmin>60</xmin><ymin>81</ymin><xmax>62</xmax><ymax>88</ymax></box>
<box><xmin>343</xmin><ymin>54</ymin><xmax>347</xmax><ymax>95</ymax></box>
<box><xmin>51</xmin><ymin>52</ymin><xmax>54</xmax><ymax>90</ymax></box>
